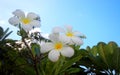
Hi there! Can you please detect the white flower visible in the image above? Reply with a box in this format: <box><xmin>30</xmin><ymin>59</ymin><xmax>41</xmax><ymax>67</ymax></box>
<box><xmin>52</xmin><ymin>26</ymin><xmax>83</xmax><ymax>45</ymax></box>
<box><xmin>52</xmin><ymin>26</ymin><xmax>64</xmax><ymax>33</ymax></box>
<box><xmin>60</xmin><ymin>25</ymin><xmax>83</xmax><ymax>45</ymax></box>
<box><xmin>8</xmin><ymin>9</ymin><xmax>40</xmax><ymax>31</ymax></box>
<box><xmin>40</xmin><ymin>33</ymin><xmax>74</xmax><ymax>62</ymax></box>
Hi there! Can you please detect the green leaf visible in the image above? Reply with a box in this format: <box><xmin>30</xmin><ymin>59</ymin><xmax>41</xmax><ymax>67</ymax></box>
<box><xmin>79</xmin><ymin>35</ymin><xmax>86</xmax><ymax>39</ymax></box>
<box><xmin>4</xmin><ymin>28</ymin><xmax>9</xmax><ymax>35</ymax></box>
<box><xmin>31</xmin><ymin>43</ymin><xmax>40</xmax><ymax>57</ymax></box>
<box><xmin>112</xmin><ymin>48</ymin><xmax>120</xmax><ymax>72</ymax></box>
<box><xmin>90</xmin><ymin>46</ymin><xmax>98</xmax><ymax>57</ymax></box>
<box><xmin>107</xmin><ymin>41</ymin><xmax>118</xmax><ymax>54</ymax></box>
<box><xmin>97</xmin><ymin>42</ymin><xmax>109</xmax><ymax>67</ymax></box>
<box><xmin>60</xmin><ymin>51</ymin><xmax>82</xmax><ymax>73</ymax></box>
<box><xmin>19</xmin><ymin>25</ymin><xmax>28</xmax><ymax>38</ymax></box>
<box><xmin>21</xmin><ymin>65</ymin><xmax>36</xmax><ymax>75</ymax></box>
<box><xmin>74</xmin><ymin>45</ymin><xmax>80</xmax><ymax>51</ymax></box>
<box><xmin>2</xmin><ymin>31</ymin><xmax>13</xmax><ymax>41</ymax></box>
<box><xmin>0</xmin><ymin>27</ymin><xmax>4</xmax><ymax>38</ymax></box>
<box><xmin>42</xmin><ymin>58</ymin><xmax>55</xmax><ymax>75</ymax></box>
<box><xmin>0</xmin><ymin>27</ymin><xmax>12</xmax><ymax>41</ymax></box>
<box><xmin>86</xmin><ymin>46</ymin><xmax>91</xmax><ymax>51</ymax></box>
<box><xmin>34</xmin><ymin>44</ymin><xmax>40</xmax><ymax>57</ymax></box>
<box><xmin>67</xmin><ymin>68</ymin><xmax>81</xmax><ymax>74</ymax></box>
<box><xmin>31</xmin><ymin>43</ymin><xmax>36</xmax><ymax>57</ymax></box>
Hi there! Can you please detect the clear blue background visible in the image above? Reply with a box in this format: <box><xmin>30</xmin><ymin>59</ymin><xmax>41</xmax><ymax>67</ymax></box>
<box><xmin>0</xmin><ymin>0</ymin><xmax>120</xmax><ymax>48</ymax></box>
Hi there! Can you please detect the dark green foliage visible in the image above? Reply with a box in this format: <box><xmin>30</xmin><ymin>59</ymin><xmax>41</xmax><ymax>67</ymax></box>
<box><xmin>78</xmin><ymin>41</ymin><xmax>120</xmax><ymax>75</ymax></box>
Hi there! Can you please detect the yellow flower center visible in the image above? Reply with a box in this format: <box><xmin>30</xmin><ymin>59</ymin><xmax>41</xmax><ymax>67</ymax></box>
<box><xmin>21</xmin><ymin>18</ymin><xmax>31</xmax><ymax>24</ymax></box>
<box><xmin>54</xmin><ymin>42</ymin><xmax>63</xmax><ymax>50</ymax></box>
<box><xmin>66</xmin><ymin>32</ymin><xmax>74</xmax><ymax>37</ymax></box>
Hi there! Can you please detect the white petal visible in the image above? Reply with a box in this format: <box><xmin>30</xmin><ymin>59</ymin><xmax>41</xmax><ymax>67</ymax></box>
<box><xmin>48</xmin><ymin>50</ymin><xmax>60</xmax><ymax>62</ymax></box>
<box><xmin>72</xmin><ymin>37</ymin><xmax>83</xmax><ymax>45</ymax></box>
<box><xmin>21</xmin><ymin>24</ymin><xmax>32</xmax><ymax>31</ymax></box>
<box><xmin>49</xmin><ymin>33</ymin><xmax>59</xmax><ymax>42</ymax></box>
<box><xmin>61</xmin><ymin>47</ymin><xmax>74</xmax><ymax>57</ymax></box>
<box><xmin>22</xmin><ymin>20</ymin><xmax>40</xmax><ymax>31</ymax></box>
<box><xmin>59</xmin><ymin>35</ymin><xmax>70</xmax><ymax>44</ymax></box>
<box><xmin>29</xmin><ymin>20</ymin><xmax>40</xmax><ymax>27</ymax></box>
<box><xmin>8</xmin><ymin>17</ymin><xmax>19</xmax><ymax>25</ymax></box>
<box><xmin>40</xmin><ymin>43</ymin><xmax>54</xmax><ymax>53</ymax></box>
<box><xmin>60</xmin><ymin>35</ymin><xmax>74</xmax><ymax>45</ymax></box>
<box><xmin>27</xmin><ymin>12</ymin><xmax>39</xmax><ymax>20</ymax></box>
<box><xmin>52</xmin><ymin>27</ymin><xmax>64</xmax><ymax>33</ymax></box>
<box><xmin>39</xmin><ymin>41</ymin><xmax>46</xmax><ymax>45</ymax></box>
<box><xmin>65</xmin><ymin>25</ymin><xmax>72</xmax><ymax>31</ymax></box>
<box><xmin>12</xmin><ymin>9</ymin><xmax>25</xmax><ymax>18</ymax></box>
<box><xmin>68</xmin><ymin>40</ymin><xmax>74</xmax><ymax>45</ymax></box>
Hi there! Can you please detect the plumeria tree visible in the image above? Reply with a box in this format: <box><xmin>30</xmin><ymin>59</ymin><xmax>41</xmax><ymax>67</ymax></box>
<box><xmin>4</xmin><ymin>9</ymin><xmax>84</xmax><ymax>75</ymax></box>
<box><xmin>0</xmin><ymin>9</ymin><xmax>120</xmax><ymax>75</ymax></box>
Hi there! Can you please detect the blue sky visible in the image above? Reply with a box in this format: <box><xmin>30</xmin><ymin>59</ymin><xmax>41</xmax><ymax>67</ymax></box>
<box><xmin>0</xmin><ymin>0</ymin><xmax>120</xmax><ymax>48</ymax></box>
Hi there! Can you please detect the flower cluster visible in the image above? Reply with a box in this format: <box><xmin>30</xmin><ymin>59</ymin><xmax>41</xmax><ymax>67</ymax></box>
<box><xmin>9</xmin><ymin>9</ymin><xmax>84</xmax><ymax>62</ymax></box>
<box><xmin>41</xmin><ymin>26</ymin><xmax>83</xmax><ymax>62</ymax></box>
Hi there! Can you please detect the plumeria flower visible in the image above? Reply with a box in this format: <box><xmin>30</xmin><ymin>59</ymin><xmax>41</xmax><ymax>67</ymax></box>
<box><xmin>40</xmin><ymin>33</ymin><xmax>74</xmax><ymax>62</ymax></box>
<box><xmin>57</xmin><ymin>25</ymin><xmax>83</xmax><ymax>45</ymax></box>
<box><xmin>8</xmin><ymin>9</ymin><xmax>40</xmax><ymax>31</ymax></box>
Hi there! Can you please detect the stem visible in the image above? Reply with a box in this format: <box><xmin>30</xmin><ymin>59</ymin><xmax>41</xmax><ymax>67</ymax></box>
<box><xmin>22</xmin><ymin>38</ymin><xmax>30</xmax><ymax>49</ymax></box>
<box><xmin>22</xmin><ymin>37</ymin><xmax>40</xmax><ymax>75</ymax></box>
<box><xmin>34</xmin><ymin>58</ymin><xmax>39</xmax><ymax>75</ymax></box>
<box><xmin>22</xmin><ymin>38</ymin><xmax>35</xmax><ymax>61</ymax></box>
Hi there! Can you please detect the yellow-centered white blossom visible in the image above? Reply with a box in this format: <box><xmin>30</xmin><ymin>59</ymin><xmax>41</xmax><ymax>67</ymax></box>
<box><xmin>52</xmin><ymin>26</ymin><xmax>83</xmax><ymax>45</ymax></box>
<box><xmin>65</xmin><ymin>26</ymin><xmax>83</xmax><ymax>45</ymax></box>
<box><xmin>40</xmin><ymin>33</ymin><xmax>74</xmax><ymax>62</ymax></box>
<box><xmin>8</xmin><ymin>9</ymin><xmax>40</xmax><ymax>31</ymax></box>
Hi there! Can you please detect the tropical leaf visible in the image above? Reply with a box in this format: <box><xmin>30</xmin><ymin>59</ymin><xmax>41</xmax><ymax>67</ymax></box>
<box><xmin>66</xmin><ymin>68</ymin><xmax>81</xmax><ymax>74</ymax></box>
<box><xmin>97</xmin><ymin>42</ymin><xmax>109</xmax><ymax>67</ymax></box>
<box><xmin>112</xmin><ymin>47</ymin><xmax>120</xmax><ymax>73</ymax></box>
<box><xmin>0</xmin><ymin>27</ymin><xmax>12</xmax><ymax>41</ymax></box>
<box><xmin>31</xmin><ymin>43</ymin><xmax>40</xmax><ymax>58</ymax></box>
<box><xmin>60</xmin><ymin>50</ymin><xmax>83</xmax><ymax>73</ymax></box>
<box><xmin>0</xmin><ymin>27</ymin><xmax>4</xmax><ymax>38</ymax></box>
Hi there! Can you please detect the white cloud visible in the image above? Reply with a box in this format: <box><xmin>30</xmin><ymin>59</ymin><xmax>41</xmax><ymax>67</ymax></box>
<box><xmin>41</xmin><ymin>33</ymin><xmax>49</xmax><ymax>39</ymax></box>
<box><xmin>29</xmin><ymin>27</ymin><xmax>49</xmax><ymax>39</ymax></box>
<box><xmin>0</xmin><ymin>20</ymin><xmax>6</xmax><ymax>25</ymax></box>
<box><xmin>0</xmin><ymin>20</ymin><xmax>8</xmax><ymax>29</ymax></box>
<box><xmin>0</xmin><ymin>19</ymin><xmax>11</xmax><ymax>29</ymax></box>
